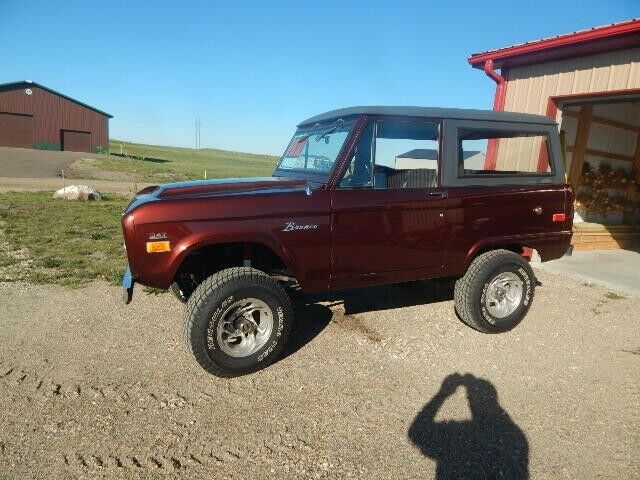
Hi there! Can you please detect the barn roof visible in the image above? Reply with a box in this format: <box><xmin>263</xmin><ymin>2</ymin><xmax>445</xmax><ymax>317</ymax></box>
<box><xmin>0</xmin><ymin>80</ymin><xmax>113</xmax><ymax>118</ymax></box>
<box><xmin>468</xmin><ymin>18</ymin><xmax>640</xmax><ymax>70</ymax></box>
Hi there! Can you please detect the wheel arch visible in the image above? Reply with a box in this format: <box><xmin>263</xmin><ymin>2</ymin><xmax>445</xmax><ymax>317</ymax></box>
<box><xmin>463</xmin><ymin>240</ymin><xmax>533</xmax><ymax>273</ymax></box>
<box><xmin>170</xmin><ymin>235</ymin><xmax>301</xmax><ymax>286</ymax></box>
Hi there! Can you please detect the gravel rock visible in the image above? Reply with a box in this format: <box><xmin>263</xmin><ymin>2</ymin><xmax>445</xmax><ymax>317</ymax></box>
<box><xmin>0</xmin><ymin>271</ymin><xmax>638</xmax><ymax>479</ymax></box>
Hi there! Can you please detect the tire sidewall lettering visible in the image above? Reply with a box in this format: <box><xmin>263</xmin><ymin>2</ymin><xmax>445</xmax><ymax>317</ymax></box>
<box><xmin>206</xmin><ymin>295</ymin><xmax>235</xmax><ymax>351</ymax></box>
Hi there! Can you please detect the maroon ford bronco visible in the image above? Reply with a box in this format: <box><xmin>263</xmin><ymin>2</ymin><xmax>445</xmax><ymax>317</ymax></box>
<box><xmin>121</xmin><ymin>106</ymin><xmax>573</xmax><ymax>377</ymax></box>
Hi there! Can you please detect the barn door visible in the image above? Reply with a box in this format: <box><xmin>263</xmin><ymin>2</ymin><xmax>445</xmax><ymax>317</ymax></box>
<box><xmin>0</xmin><ymin>113</ymin><xmax>34</xmax><ymax>148</ymax></box>
<box><xmin>61</xmin><ymin>130</ymin><xmax>91</xmax><ymax>152</ymax></box>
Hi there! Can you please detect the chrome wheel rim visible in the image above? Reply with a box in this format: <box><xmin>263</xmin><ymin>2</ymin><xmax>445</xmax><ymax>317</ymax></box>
<box><xmin>216</xmin><ymin>298</ymin><xmax>273</xmax><ymax>357</ymax></box>
<box><xmin>485</xmin><ymin>272</ymin><xmax>523</xmax><ymax>319</ymax></box>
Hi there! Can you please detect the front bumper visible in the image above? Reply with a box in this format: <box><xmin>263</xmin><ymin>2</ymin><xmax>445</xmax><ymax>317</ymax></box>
<box><xmin>122</xmin><ymin>264</ymin><xmax>134</xmax><ymax>304</ymax></box>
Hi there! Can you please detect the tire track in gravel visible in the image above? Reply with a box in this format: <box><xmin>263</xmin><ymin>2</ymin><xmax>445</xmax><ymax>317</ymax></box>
<box><xmin>61</xmin><ymin>452</ymin><xmax>204</xmax><ymax>474</ymax></box>
<box><xmin>59</xmin><ymin>433</ymin><xmax>317</xmax><ymax>475</ymax></box>
<box><xmin>0</xmin><ymin>361</ymin><xmax>244</xmax><ymax>408</ymax></box>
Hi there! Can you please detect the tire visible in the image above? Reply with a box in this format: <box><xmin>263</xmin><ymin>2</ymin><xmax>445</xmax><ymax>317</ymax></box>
<box><xmin>184</xmin><ymin>267</ymin><xmax>293</xmax><ymax>377</ymax></box>
<box><xmin>454</xmin><ymin>249</ymin><xmax>535</xmax><ymax>333</ymax></box>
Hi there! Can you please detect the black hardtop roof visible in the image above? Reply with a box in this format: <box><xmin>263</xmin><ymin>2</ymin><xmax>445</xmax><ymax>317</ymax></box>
<box><xmin>298</xmin><ymin>106</ymin><xmax>555</xmax><ymax>127</ymax></box>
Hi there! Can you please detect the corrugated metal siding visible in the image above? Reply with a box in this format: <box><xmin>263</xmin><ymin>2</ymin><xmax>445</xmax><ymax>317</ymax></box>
<box><xmin>0</xmin><ymin>85</ymin><xmax>108</xmax><ymax>150</ymax></box>
<box><xmin>497</xmin><ymin>47</ymin><xmax>640</xmax><ymax>170</ymax></box>
<box><xmin>505</xmin><ymin>47</ymin><xmax>640</xmax><ymax>117</ymax></box>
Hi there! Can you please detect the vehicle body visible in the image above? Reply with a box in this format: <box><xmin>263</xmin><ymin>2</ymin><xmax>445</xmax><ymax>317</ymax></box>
<box><xmin>121</xmin><ymin>106</ymin><xmax>573</xmax><ymax>376</ymax></box>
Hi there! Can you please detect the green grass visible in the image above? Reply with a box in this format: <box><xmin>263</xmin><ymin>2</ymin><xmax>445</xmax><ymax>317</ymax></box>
<box><xmin>0</xmin><ymin>142</ymin><xmax>280</xmax><ymax>287</ymax></box>
<box><xmin>0</xmin><ymin>192</ymin><xmax>129</xmax><ymax>287</ymax></box>
<box><xmin>69</xmin><ymin>140</ymin><xmax>280</xmax><ymax>183</ymax></box>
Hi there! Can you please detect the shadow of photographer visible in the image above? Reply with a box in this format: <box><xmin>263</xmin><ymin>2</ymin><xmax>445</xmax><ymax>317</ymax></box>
<box><xmin>409</xmin><ymin>373</ymin><xmax>529</xmax><ymax>479</ymax></box>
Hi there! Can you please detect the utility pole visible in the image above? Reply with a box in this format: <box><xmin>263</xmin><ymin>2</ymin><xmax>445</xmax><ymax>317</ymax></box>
<box><xmin>195</xmin><ymin>118</ymin><xmax>202</xmax><ymax>149</ymax></box>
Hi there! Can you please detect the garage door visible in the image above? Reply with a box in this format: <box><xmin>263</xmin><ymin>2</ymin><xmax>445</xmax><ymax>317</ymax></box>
<box><xmin>61</xmin><ymin>130</ymin><xmax>91</xmax><ymax>153</ymax></box>
<box><xmin>0</xmin><ymin>113</ymin><xmax>34</xmax><ymax>149</ymax></box>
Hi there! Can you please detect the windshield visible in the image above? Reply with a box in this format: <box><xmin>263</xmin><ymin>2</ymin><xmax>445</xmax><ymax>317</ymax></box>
<box><xmin>275</xmin><ymin>119</ymin><xmax>354</xmax><ymax>176</ymax></box>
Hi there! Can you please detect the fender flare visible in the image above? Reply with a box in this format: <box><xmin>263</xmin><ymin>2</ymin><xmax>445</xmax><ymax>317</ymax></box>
<box><xmin>168</xmin><ymin>232</ymin><xmax>303</xmax><ymax>286</ymax></box>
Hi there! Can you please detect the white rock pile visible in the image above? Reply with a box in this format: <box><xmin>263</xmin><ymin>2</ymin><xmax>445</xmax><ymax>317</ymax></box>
<box><xmin>53</xmin><ymin>185</ymin><xmax>104</xmax><ymax>201</ymax></box>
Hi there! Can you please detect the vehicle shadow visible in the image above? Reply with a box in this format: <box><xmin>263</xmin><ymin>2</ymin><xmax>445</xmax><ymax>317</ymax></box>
<box><xmin>408</xmin><ymin>373</ymin><xmax>529</xmax><ymax>479</ymax></box>
<box><xmin>279</xmin><ymin>279</ymin><xmax>455</xmax><ymax>361</ymax></box>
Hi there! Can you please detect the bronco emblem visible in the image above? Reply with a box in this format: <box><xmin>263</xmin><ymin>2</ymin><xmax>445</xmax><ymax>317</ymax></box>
<box><xmin>282</xmin><ymin>221</ymin><xmax>318</xmax><ymax>232</ymax></box>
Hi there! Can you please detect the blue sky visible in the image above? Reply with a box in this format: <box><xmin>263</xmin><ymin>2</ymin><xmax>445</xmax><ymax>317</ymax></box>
<box><xmin>0</xmin><ymin>1</ymin><xmax>636</xmax><ymax>154</ymax></box>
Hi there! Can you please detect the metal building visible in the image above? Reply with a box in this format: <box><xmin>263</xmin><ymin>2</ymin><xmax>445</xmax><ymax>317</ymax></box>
<box><xmin>0</xmin><ymin>80</ymin><xmax>111</xmax><ymax>153</ymax></box>
<box><xmin>469</xmin><ymin>19</ymin><xmax>640</xmax><ymax>250</ymax></box>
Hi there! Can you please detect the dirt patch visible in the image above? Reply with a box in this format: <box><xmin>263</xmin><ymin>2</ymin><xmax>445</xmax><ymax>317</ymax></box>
<box><xmin>0</xmin><ymin>146</ymin><xmax>97</xmax><ymax>179</ymax></box>
<box><xmin>331</xmin><ymin>314</ymin><xmax>383</xmax><ymax>343</ymax></box>
<box><xmin>67</xmin><ymin>157</ymin><xmax>136</xmax><ymax>182</ymax></box>
<box><xmin>0</xmin><ymin>271</ymin><xmax>638</xmax><ymax>479</ymax></box>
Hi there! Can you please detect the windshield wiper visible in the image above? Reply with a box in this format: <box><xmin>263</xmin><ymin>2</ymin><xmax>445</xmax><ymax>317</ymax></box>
<box><xmin>315</xmin><ymin>119</ymin><xmax>344</xmax><ymax>142</ymax></box>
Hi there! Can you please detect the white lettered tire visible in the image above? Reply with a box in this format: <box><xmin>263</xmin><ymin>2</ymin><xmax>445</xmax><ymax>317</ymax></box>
<box><xmin>184</xmin><ymin>267</ymin><xmax>293</xmax><ymax>377</ymax></box>
<box><xmin>454</xmin><ymin>250</ymin><xmax>535</xmax><ymax>333</ymax></box>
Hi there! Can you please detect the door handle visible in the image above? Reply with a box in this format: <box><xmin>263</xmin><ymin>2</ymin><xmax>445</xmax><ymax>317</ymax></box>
<box><xmin>428</xmin><ymin>191</ymin><xmax>447</xmax><ymax>199</ymax></box>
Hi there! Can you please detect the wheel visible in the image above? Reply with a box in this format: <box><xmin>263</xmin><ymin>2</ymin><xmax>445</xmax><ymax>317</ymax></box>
<box><xmin>183</xmin><ymin>267</ymin><xmax>293</xmax><ymax>377</ymax></box>
<box><xmin>454</xmin><ymin>249</ymin><xmax>535</xmax><ymax>333</ymax></box>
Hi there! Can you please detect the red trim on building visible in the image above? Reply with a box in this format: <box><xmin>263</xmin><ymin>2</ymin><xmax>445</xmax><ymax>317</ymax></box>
<box><xmin>468</xmin><ymin>19</ymin><xmax>640</xmax><ymax>172</ymax></box>
<box><xmin>468</xmin><ymin>18</ymin><xmax>640</xmax><ymax>70</ymax></box>
<box><xmin>482</xmin><ymin>60</ymin><xmax>507</xmax><ymax>169</ymax></box>
<box><xmin>533</xmin><ymin>88</ymin><xmax>640</xmax><ymax>172</ymax></box>
<box><xmin>544</xmin><ymin>88</ymin><xmax>640</xmax><ymax>120</ymax></box>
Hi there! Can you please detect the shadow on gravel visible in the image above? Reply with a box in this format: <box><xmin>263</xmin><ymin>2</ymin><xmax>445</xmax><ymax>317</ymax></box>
<box><xmin>303</xmin><ymin>279</ymin><xmax>454</xmax><ymax>316</ymax></box>
<box><xmin>279</xmin><ymin>280</ymin><xmax>455</xmax><ymax>361</ymax></box>
<box><xmin>409</xmin><ymin>373</ymin><xmax>529</xmax><ymax>480</ymax></box>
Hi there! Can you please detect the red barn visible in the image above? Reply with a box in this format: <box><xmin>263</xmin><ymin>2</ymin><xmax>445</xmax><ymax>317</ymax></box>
<box><xmin>0</xmin><ymin>80</ymin><xmax>111</xmax><ymax>153</ymax></box>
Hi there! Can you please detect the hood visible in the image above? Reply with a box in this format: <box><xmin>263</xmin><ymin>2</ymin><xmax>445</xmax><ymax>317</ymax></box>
<box><xmin>155</xmin><ymin>177</ymin><xmax>308</xmax><ymax>199</ymax></box>
<box><xmin>124</xmin><ymin>177</ymin><xmax>309</xmax><ymax>213</ymax></box>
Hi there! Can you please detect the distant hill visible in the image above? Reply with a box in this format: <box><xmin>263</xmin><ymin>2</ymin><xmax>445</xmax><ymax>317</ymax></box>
<box><xmin>69</xmin><ymin>140</ymin><xmax>279</xmax><ymax>184</ymax></box>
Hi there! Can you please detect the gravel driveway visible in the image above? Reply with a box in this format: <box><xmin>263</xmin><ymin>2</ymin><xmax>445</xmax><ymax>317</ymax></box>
<box><xmin>0</xmin><ymin>146</ymin><xmax>97</xmax><ymax>178</ymax></box>
<box><xmin>0</xmin><ymin>271</ymin><xmax>638</xmax><ymax>479</ymax></box>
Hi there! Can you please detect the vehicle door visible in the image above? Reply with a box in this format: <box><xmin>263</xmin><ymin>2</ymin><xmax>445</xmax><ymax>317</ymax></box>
<box><xmin>329</xmin><ymin>117</ymin><xmax>448</xmax><ymax>289</ymax></box>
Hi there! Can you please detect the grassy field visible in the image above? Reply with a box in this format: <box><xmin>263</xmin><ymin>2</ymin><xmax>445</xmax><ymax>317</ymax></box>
<box><xmin>0</xmin><ymin>192</ymin><xmax>129</xmax><ymax>287</ymax></box>
<box><xmin>1</xmin><ymin>141</ymin><xmax>280</xmax><ymax>288</ymax></box>
<box><xmin>68</xmin><ymin>140</ymin><xmax>279</xmax><ymax>183</ymax></box>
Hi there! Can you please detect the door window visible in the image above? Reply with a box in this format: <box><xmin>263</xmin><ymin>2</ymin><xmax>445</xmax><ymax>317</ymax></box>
<box><xmin>339</xmin><ymin>119</ymin><xmax>440</xmax><ymax>189</ymax></box>
<box><xmin>374</xmin><ymin>120</ymin><xmax>439</xmax><ymax>189</ymax></box>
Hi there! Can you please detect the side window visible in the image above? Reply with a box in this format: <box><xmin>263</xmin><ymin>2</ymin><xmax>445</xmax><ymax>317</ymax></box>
<box><xmin>374</xmin><ymin>120</ymin><xmax>439</xmax><ymax>189</ymax></box>
<box><xmin>458</xmin><ymin>128</ymin><xmax>552</xmax><ymax>176</ymax></box>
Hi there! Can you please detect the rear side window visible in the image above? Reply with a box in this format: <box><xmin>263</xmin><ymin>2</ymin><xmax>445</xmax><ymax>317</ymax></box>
<box><xmin>458</xmin><ymin>128</ymin><xmax>552</xmax><ymax>176</ymax></box>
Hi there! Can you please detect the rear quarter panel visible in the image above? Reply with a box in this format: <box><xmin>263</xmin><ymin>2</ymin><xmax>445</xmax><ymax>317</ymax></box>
<box><xmin>443</xmin><ymin>184</ymin><xmax>572</xmax><ymax>276</ymax></box>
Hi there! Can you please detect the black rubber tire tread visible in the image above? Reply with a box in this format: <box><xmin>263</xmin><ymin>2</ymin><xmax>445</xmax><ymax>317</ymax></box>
<box><xmin>169</xmin><ymin>282</ymin><xmax>187</xmax><ymax>303</ymax></box>
<box><xmin>454</xmin><ymin>249</ymin><xmax>535</xmax><ymax>333</ymax></box>
<box><xmin>183</xmin><ymin>267</ymin><xmax>293</xmax><ymax>377</ymax></box>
